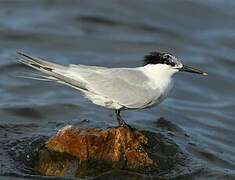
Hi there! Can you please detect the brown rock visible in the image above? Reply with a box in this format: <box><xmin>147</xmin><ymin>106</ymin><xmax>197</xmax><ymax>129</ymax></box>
<box><xmin>36</xmin><ymin>125</ymin><xmax>158</xmax><ymax>178</ymax></box>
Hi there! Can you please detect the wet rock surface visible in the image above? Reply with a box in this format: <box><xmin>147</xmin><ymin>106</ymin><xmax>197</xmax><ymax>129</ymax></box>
<box><xmin>36</xmin><ymin>125</ymin><xmax>158</xmax><ymax>178</ymax></box>
<box><xmin>34</xmin><ymin>124</ymin><xmax>193</xmax><ymax>178</ymax></box>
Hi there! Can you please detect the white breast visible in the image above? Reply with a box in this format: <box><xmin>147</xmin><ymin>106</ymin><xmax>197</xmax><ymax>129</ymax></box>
<box><xmin>141</xmin><ymin>64</ymin><xmax>175</xmax><ymax>105</ymax></box>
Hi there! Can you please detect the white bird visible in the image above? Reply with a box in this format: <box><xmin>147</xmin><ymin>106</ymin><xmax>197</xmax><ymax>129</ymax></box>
<box><xmin>16</xmin><ymin>52</ymin><xmax>207</xmax><ymax>127</ymax></box>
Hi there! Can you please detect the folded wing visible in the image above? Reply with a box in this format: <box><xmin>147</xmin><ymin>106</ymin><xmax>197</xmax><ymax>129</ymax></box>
<box><xmin>69</xmin><ymin>67</ymin><xmax>160</xmax><ymax>109</ymax></box>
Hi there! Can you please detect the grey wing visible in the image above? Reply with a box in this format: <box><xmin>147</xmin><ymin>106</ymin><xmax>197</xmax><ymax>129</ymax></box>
<box><xmin>76</xmin><ymin>68</ymin><xmax>160</xmax><ymax>109</ymax></box>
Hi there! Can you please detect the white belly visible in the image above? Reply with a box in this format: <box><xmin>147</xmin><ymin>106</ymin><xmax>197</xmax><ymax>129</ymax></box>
<box><xmin>84</xmin><ymin>92</ymin><xmax>123</xmax><ymax>109</ymax></box>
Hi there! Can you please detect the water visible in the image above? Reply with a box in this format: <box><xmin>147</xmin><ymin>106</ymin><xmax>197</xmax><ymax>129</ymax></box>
<box><xmin>0</xmin><ymin>0</ymin><xmax>235</xmax><ymax>179</ymax></box>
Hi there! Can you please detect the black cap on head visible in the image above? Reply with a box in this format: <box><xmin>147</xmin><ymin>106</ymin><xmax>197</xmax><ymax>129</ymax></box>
<box><xmin>144</xmin><ymin>52</ymin><xmax>176</xmax><ymax>66</ymax></box>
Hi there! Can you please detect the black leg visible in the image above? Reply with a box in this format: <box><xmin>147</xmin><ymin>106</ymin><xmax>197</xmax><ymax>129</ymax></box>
<box><xmin>115</xmin><ymin>109</ymin><xmax>127</xmax><ymax>126</ymax></box>
<box><xmin>115</xmin><ymin>110</ymin><xmax>135</xmax><ymax>130</ymax></box>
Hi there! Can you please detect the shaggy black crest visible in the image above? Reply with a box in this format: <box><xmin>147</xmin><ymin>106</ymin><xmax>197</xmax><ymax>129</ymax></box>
<box><xmin>144</xmin><ymin>52</ymin><xmax>176</xmax><ymax>66</ymax></box>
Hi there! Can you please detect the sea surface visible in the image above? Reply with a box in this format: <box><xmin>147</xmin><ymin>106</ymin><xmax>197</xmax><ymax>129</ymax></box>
<box><xmin>0</xmin><ymin>0</ymin><xmax>235</xmax><ymax>179</ymax></box>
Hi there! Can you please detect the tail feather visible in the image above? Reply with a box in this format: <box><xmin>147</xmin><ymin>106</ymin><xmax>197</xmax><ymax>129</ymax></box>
<box><xmin>16</xmin><ymin>72</ymin><xmax>56</xmax><ymax>81</ymax></box>
<box><xmin>16</xmin><ymin>57</ymin><xmax>55</xmax><ymax>76</ymax></box>
<box><xmin>17</xmin><ymin>52</ymin><xmax>67</xmax><ymax>70</ymax></box>
<box><xmin>16</xmin><ymin>52</ymin><xmax>88</xmax><ymax>91</ymax></box>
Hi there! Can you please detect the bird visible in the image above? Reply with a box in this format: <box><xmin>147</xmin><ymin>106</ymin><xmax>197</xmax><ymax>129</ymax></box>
<box><xmin>16</xmin><ymin>52</ymin><xmax>207</xmax><ymax>127</ymax></box>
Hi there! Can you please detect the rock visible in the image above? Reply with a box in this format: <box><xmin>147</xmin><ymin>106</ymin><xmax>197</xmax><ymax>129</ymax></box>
<box><xmin>36</xmin><ymin>125</ymin><xmax>158</xmax><ymax>178</ymax></box>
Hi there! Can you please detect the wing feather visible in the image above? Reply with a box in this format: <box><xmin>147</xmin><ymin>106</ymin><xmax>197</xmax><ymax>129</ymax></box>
<box><xmin>69</xmin><ymin>68</ymin><xmax>159</xmax><ymax>109</ymax></box>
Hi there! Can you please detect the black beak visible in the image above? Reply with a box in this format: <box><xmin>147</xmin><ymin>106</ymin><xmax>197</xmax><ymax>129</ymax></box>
<box><xmin>179</xmin><ymin>65</ymin><xmax>208</xmax><ymax>76</ymax></box>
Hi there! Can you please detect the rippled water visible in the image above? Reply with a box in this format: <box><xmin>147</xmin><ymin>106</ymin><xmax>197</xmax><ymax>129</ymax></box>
<box><xmin>0</xmin><ymin>0</ymin><xmax>235</xmax><ymax>179</ymax></box>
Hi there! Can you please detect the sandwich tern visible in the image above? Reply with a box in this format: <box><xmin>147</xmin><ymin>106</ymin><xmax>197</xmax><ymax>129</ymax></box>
<box><xmin>16</xmin><ymin>52</ymin><xmax>207</xmax><ymax>127</ymax></box>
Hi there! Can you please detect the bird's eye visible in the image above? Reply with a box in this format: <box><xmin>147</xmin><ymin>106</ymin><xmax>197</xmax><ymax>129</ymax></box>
<box><xmin>161</xmin><ymin>55</ymin><xmax>175</xmax><ymax>66</ymax></box>
<box><xmin>165</xmin><ymin>59</ymin><xmax>175</xmax><ymax>66</ymax></box>
<box><xmin>170</xmin><ymin>61</ymin><xmax>175</xmax><ymax>66</ymax></box>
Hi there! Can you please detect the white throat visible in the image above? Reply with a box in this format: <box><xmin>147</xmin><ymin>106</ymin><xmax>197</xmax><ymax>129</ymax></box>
<box><xmin>141</xmin><ymin>64</ymin><xmax>178</xmax><ymax>92</ymax></box>
<box><xmin>143</xmin><ymin>64</ymin><xmax>177</xmax><ymax>79</ymax></box>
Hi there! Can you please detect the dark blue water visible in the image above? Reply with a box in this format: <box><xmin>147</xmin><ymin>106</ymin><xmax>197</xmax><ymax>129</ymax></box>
<box><xmin>0</xmin><ymin>0</ymin><xmax>235</xmax><ymax>179</ymax></box>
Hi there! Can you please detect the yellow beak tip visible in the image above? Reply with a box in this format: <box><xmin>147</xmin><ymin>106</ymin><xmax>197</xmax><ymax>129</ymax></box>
<box><xmin>202</xmin><ymin>72</ymin><xmax>208</xmax><ymax>76</ymax></box>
